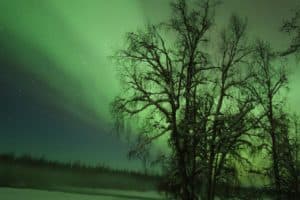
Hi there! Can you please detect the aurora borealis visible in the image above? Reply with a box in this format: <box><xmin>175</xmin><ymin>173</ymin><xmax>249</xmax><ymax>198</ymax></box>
<box><xmin>0</xmin><ymin>0</ymin><xmax>300</xmax><ymax>170</ymax></box>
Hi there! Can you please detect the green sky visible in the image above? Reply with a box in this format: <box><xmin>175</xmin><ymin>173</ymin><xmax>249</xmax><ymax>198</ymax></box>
<box><xmin>1</xmin><ymin>0</ymin><xmax>145</xmax><ymax>127</ymax></box>
<box><xmin>1</xmin><ymin>0</ymin><xmax>299</xmax><ymax>128</ymax></box>
<box><xmin>0</xmin><ymin>0</ymin><xmax>299</xmax><ymax>169</ymax></box>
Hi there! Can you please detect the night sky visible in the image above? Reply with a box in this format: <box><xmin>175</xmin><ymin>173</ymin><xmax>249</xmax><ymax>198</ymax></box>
<box><xmin>0</xmin><ymin>0</ymin><xmax>299</xmax><ymax>170</ymax></box>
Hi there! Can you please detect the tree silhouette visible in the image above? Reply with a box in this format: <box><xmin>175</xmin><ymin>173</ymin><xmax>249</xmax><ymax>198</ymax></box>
<box><xmin>248</xmin><ymin>40</ymin><xmax>300</xmax><ymax>198</ymax></box>
<box><xmin>252</xmin><ymin>41</ymin><xmax>287</xmax><ymax>197</ymax></box>
<box><xmin>112</xmin><ymin>0</ymin><xmax>216</xmax><ymax>199</ymax></box>
<box><xmin>111</xmin><ymin>1</ymin><xmax>300</xmax><ymax>199</ymax></box>
<box><xmin>276</xmin><ymin>111</ymin><xmax>299</xmax><ymax>196</ymax></box>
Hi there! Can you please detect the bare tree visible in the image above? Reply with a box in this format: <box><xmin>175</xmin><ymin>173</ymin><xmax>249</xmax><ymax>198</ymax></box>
<box><xmin>111</xmin><ymin>0</ymin><xmax>257</xmax><ymax>199</ymax></box>
<box><xmin>201</xmin><ymin>15</ymin><xmax>257</xmax><ymax>200</ymax></box>
<box><xmin>275</xmin><ymin>112</ymin><xmax>300</xmax><ymax>196</ymax></box>
<box><xmin>248</xmin><ymin>40</ymin><xmax>289</xmax><ymax>198</ymax></box>
<box><xmin>111</xmin><ymin>1</ymin><xmax>299</xmax><ymax>200</ymax></box>
<box><xmin>112</xmin><ymin>0</ymin><xmax>217</xmax><ymax>199</ymax></box>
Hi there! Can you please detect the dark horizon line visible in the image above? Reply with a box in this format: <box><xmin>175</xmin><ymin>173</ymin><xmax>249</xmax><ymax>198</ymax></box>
<box><xmin>0</xmin><ymin>152</ymin><xmax>159</xmax><ymax>175</ymax></box>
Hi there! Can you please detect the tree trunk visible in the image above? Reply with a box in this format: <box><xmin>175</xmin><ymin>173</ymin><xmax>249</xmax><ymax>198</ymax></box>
<box><xmin>207</xmin><ymin>150</ymin><xmax>215</xmax><ymax>200</ymax></box>
<box><xmin>268</xmin><ymin>98</ymin><xmax>281</xmax><ymax>199</ymax></box>
<box><xmin>271</xmin><ymin>133</ymin><xmax>281</xmax><ymax>199</ymax></box>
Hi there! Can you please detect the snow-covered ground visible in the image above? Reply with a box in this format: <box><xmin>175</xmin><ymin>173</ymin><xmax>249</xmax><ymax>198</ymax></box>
<box><xmin>0</xmin><ymin>187</ymin><xmax>272</xmax><ymax>200</ymax></box>
<box><xmin>0</xmin><ymin>187</ymin><xmax>164</xmax><ymax>200</ymax></box>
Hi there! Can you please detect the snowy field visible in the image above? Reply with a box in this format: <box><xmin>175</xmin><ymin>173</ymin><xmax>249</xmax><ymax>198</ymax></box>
<box><xmin>0</xmin><ymin>187</ymin><xmax>164</xmax><ymax>200</ymax></box>
<box><xmin>0</xmin><ymin>187</ymin><xmax>272</xmax><ymax>200</ymax></box>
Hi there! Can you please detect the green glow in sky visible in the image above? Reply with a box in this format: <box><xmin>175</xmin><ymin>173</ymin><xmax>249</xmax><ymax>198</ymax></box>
<box><xmin>0</xmin><ymin>0</ymin><xmax>151</xmax><ymax>128</ymax></box>
<box><xmin>1</xmin><ymin>0</ymin><xmax>299</xmax><ymax>130</ymax></box>
<box><xmin>0</xmin><ymin>1</ymin><xmax>299</xmax><ymax>170</ymax></box>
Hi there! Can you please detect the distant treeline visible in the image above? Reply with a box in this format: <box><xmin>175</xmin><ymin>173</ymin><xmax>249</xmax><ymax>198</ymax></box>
<box><xmin>0</xmin><ymin>153</ymin><xmax>157</xmax><ymax>176</ymax></box>
<box><xmin>0</xmin><ymin>153</ymin><xmax>160</xmax><ymax>191</ymax></box>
